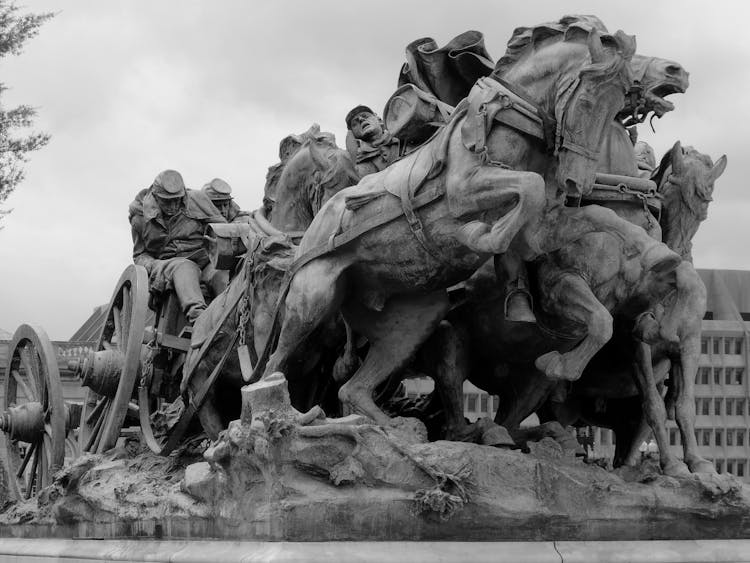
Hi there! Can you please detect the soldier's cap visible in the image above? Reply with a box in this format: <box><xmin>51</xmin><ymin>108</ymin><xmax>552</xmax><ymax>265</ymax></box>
<box><xmin>345</xmin><ymin>105</ymin><xmax>376</xmax><ymax>129</ymax></box>
<box><xmin>152</xmin><ymin>169</ymin><xmax>186</xmax><ymax>199</ymax></box>
<box><xmin>202</xmin><ymin>178</ymin><xmax>233</xmax><ymax>201</ymax></box>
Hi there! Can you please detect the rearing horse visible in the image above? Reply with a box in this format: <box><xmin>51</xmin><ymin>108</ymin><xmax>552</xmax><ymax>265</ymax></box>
<box><xmin>255</xmin><ymin>23</ymin><xmax>678</xmax><ymax>425</ymax></box>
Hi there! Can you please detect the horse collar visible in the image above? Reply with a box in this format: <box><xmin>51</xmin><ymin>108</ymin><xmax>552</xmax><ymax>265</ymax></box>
<box><xmin>461</xmin><ymin>76</ymin><xmax>556</xmax><ymax>163</ymax></box>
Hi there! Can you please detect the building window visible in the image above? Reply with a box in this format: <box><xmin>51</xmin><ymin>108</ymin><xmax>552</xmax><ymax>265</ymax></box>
<box><xmin>715</xmin><ymin>398</ymin><xmax>723</xmax><ymax>416</ymax></box>
<box><xmin>714</xmin><ymin>368</ymin><xmax>722</xmax><ymax>385</ymax></box>
<box><xmin>702</xmin><ymin>430</ymin><xmax>711</xmax><ymax>446</ymax></box>
<box><xmin>738</xmin><ymin>429</ymin><xmax>747</xmax><ymax>447</ymax></box>
<box><xmin>727</xmin><ymin>429</ymin><xmax>734</xmax><ymax>446</ymax></box>
<box><xmin>735</xmin><ymin>369</ymin><xmax>744</xmax><ymax>385</ymax></box>
<box><xmin>725</xmin><ymin>338</ymin><xmax>734</xmax><ymax>354</ymax></box>
<box><xmin>716</xmin><ymin>429</ymin><xmax>723</xmax><ymax>446</ymax></box>
<box><xmin>738</xmin><ymin>461</ymin><xmax>746</xmax><ymax>478</ymax></box>
<box><xmin>493</xmin><ymin>395</ymin><xmax>500</xmax><ymax>412</ymax></box>
<box><xmin>736</xmin><ymin>338</ymin><xmax>744</xmax><ymax>355</ymax></box>
<box><xmin>467</xmin><ymin>394</ymin><xmax>478</xmax><ymax>413</ymax></box>
<box><xmin>480</xmin><ymin>394</ymin><xmax>488</xmax><ymax>413</ymax></box>
<box><xmin>700</xmin><ymin>368</ymin><xmax>709</xmax><ymax>385</ymax></box>
<box><xmin>727</xmin><ymin>460</ymin><xmax>735</xmax><ymax>475</ymax></box>
<box><xmin>738</xmin><ymin>399</ymin><xmax>746</xmax><ymax>415</ymax></box>
<box><xmin>701</xmin><ymin>338</ymin><xmax>709</xmax><ymax>354</ymax></box>
<box><xmin>726</xmin><ymin>368</ymin><xmax>733</xmax><ymax>385</ymax></box>
<box><xmin>713</xmin><ymin>338</ymin><xmax>721</xmax><ymax>354</ymax></box>
<box><xmin>727</xmin><ymin>399</ymin><xmax>734</xmax><ymax>416</ymax></box>
<box><xmin>717</xmin><ymin>460</ymin><xmax>724</xmax><ymax>473</ymax></box>
<box><xmin>601</xmin><ymin>430</ymin><xmax>610</xmax><ymax>446</ymax></box>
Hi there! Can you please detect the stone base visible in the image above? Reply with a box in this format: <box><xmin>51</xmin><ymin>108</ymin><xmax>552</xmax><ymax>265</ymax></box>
<box><xmin>2</xmin><ymin>377</ymin><xmax>749</xmax><ymax>541</ymax></box>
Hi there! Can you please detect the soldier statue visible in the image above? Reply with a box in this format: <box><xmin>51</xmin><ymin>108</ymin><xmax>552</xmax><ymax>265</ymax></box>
<box><xmin>345</xmin><ymin>105</ymin><xmax>403</xmax><ymax>178</ymax></box>
<box><xmin>129</xmin><ymin>170</ymin><xmax>227</xmax><ymax>323</ymax></box>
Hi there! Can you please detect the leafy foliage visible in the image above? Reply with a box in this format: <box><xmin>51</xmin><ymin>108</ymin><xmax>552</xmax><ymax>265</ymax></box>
<box><xmin>0</xmin><ymin>1</ymin><xmax>53</xmax><ymax>214</ymax></box>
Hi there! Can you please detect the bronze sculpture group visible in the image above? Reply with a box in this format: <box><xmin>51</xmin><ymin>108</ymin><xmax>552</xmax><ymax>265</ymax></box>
<box><xmin>129</xmin><ymin>15</ymin><xmax>727</xmax><ymax>479</ymax></box>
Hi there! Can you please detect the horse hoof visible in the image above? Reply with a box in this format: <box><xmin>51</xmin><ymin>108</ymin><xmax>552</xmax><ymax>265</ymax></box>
<box><xmin>641</xmin><ymin>244</ymin><xmax>681</xmax><ymax>275</ymax></box>
<box><xmin>662</xmin><ymin>459</ymin><xmax>691</xmax><ymax>478</ymax></box>
<box><xmin>535</xmin><ymin>351</ymin><xmax>566</xmax><ymax>380</ymax></box>
<box><xmin>688</xmin><ymin>459</ymin><xmax>717</xmax><ymax>474</ymax></box>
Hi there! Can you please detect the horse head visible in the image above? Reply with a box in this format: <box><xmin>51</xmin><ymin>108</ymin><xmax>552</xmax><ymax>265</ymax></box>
<box><xmin>620</xmin><ymin>55</ymin><xmax>690</xmax><ymax>125</ymax></box>
<box><xmin>496</xmin><ymin>18</ymin><xmax>636</xmax><ymax>195</ymax></box>
<box><xmin>271</xmin><ymin>126</ymin><xmax>358</xmax><ymax>233</ymax></box>
<box><xmin>655</xmin><ymin>141</ymin><xmax>727</xmax><ymax>258</ymax></box>
<box><xmin>553</xmin><ymin>29</ymin><xmax>636</xmax><ymax>195</ymax></box>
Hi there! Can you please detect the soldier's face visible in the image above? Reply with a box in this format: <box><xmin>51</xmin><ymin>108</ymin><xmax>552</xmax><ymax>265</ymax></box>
<box><xmin>156</xmin><ymin>196</ymin><xmax>182</xmax><ymax>217</ymax></box>
<box><xmin>213</xmin><ymin>199</ymin><xmax>232</xmax><ymax>220</ymax></box>
<box><xmin>350</xmin><ymin>112</ymin><xmax>383</xmax><ymax>141</ymax></box>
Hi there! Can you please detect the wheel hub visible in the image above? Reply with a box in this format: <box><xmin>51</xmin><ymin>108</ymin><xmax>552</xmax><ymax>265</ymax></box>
<box><xmin>0</xmin><ymin>402</ymin><xmax>44</xmax><ymax>442</ymax></box>
<box><xmin>76</xmin><ymin>348</ymin><xmax>124</xmax><ymax>397</ymax></box>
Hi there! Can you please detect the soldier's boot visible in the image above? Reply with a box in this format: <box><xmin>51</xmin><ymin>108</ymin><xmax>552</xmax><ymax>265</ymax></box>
<box><xmin>494</xmin><ymin>252</ymin><xmax>536</xmax><ymax>323</ymax></box>
<box><xmin>505</xmin><ymin>284</ymin><xmax>536</xmax><ymax>323</ymax></box>
<box><xmin>172</xmin><ymin>260</ymin><xmax>208</xmax><ymax>324</ymax></box>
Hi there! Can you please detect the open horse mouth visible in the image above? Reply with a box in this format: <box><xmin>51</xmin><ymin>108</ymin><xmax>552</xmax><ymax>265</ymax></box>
<box><xmin>644</xmin><ymin>81</ymin><xmax>687</xmax><ymax>117</ymax></box>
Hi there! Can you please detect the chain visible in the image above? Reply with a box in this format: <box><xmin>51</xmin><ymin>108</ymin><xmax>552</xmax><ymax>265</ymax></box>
<box><xmin>237</xmin><ymin>296</ymin><xmax>250</xmax><ymax>347</ymax></box>
<box><xmin>618</xmin><ymin>184</ymin><xmax>658</xmax><ymax>230</ymax></box>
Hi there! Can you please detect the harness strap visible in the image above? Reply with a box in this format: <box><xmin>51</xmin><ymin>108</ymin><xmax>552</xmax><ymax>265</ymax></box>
<box><xmin>248</xmin><ymin>186</ymin><xmax>445</xmax><ymax>384</ymax></box>
<box><xmin>462</xmin><ymin>76</ymin><xmax>554</xmax><ymax>159</ymax></box>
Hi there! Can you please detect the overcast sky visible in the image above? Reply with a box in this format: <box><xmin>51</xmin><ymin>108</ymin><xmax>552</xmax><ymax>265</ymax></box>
<box><xmin>0</xmin><ymin>0</ymin><xmax>747</xmax><ymax>340</ymax></box>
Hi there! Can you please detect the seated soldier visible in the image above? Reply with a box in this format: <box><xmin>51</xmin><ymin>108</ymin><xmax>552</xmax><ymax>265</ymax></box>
<box><xmin>345</xmin><ymin>105</ymin><xmax>403</xmax><ymax>178</ymax></box>
<box><xmin>634</xmin><ymin>141</ymin><xmax>656</xmax><ymax>179</ymax></box>
<box><xmin>129</xmin><ymin>170</ymin><xmax>227</xmax><ymax>323</ymax></box>
<box><xmin>202</xmin><ymin>177</ymin><xmax>250</xmax><ymax>223</ymax></box>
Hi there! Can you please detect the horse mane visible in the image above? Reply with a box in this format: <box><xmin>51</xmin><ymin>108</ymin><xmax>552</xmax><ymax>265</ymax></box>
<box><xmin>273</xmin><ymin>125</ymin><xmax>356</xmax><ymax>228</ymax></box>
<box><xmin>492</xmin><ymin>15</ymin><xmax>634</xmax><ymax>151</ymax></box>
<box><xmin>494</xmin><ymin>15</ymin><xmax>610</xmax><ymax>76</ymax></box>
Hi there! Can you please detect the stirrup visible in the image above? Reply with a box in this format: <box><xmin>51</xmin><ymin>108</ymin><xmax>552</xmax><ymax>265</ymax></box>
<box><xmin>504</xmin><ymin>288</ymin><xmax>536</xmax><ymax>322</ymax></box>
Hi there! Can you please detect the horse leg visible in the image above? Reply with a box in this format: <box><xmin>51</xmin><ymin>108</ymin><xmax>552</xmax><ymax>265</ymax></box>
<box><xmin>666</xmin><ymin>265</ymin><xmax>715</xmax><ymax>474</ymax></box>
<box><xmin>632</xmin><ymin>341</ymin><xmax>690</xmax><ymax>477</ymax></box>
<box><xmin>263</xmin><ymin>258</ymin><xmax>348</xmax><ymax>379</ymax></box>
<box><xmin>449</xmin><ymin>165</ymin><xmax>546</xmax><ymax>256</ymax></box>
<box><xmin>620</xmin><ymin>360</ymin><xmax>670</xmax><ymax>466</ymax></box>
<box><xmin>672</xmin><ymin>353</ymin><xmax>715</xmax><ymax>474</ymax></box>
<box><xmin>339</xmin><ymin>291</ymin><xmax>450</xmax><ymax>426</ymax></box>
<box><xmin>535</xmin><ymin>273</ymin><xmax>613</xmax><ymax>381</ymax></box>
<box><xmin>532</xmin><ymin>205</ymin><xmax>681</xmax><ymax>274</ymax></box>
<box><xmin>427</xmin><ymin>320</ymin><xmax>478</xmax><ymax>441</ymax></box>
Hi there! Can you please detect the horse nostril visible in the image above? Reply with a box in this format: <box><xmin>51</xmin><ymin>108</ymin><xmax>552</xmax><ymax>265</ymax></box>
<box><xmin>565</xmin><ymin>179</ymin><xmax>579</xmax><ymax>193</ymax></box>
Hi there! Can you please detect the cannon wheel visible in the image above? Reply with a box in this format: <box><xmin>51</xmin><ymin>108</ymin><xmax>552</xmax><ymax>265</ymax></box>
<box><xmin>79</xmin><ymin>264</ymin><xmax>148</xmax><ymax>454</ymax></box>
<box><xmin>2</xmin><ymin>325</ymin><xmax>66</xmax><ymax>500</ymax></box>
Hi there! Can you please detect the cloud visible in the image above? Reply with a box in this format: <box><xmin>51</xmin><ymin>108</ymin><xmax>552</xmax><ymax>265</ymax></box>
<box><xmin>0</xmin><ymin>0</ymin><xmax>748</xmax><ymax>338</ymax></box>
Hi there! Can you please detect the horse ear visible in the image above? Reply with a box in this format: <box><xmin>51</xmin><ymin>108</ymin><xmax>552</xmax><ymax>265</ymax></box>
<box><xmin>612</xmin><ymin>30</ymin><xmax>636</xmax><ymax>60</ymax></box>
<box><xmin>709</xmin><ymin>155</ymin><xmax>727</xmax><ymax>183</ymax></box>
<box><xmin>587</xmin><ymin>30</ymin><xmax>606</xmax><ymax>64</ymax></box>
<box><xmin>308</xmin><ymin>140</ymin><xmax>329</xmax><ymax>172</ymax></box>
<box><xmin>670</xmin><ymin>141</ymin><xmax>684</xmax><ymax>175</ymax></box>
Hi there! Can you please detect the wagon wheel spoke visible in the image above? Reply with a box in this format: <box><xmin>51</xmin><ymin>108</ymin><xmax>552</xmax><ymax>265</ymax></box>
<box><xmin>83</xmin><ymin>398</ymin><xmax>108</xmax><ymax>453</ymax></box>
<box><xmin>10</xmin><ymin>369</ymin><xmax>34</xmax><ymax>402</ymax></box>
<box><xmin>121</xmin><ymin>285</ymin><xmax>132</xmax><ymax>350</ymax></box>
<box><xmin>25</xmin><ymin>442</ymin><xmax>41</xmax><ymax>499</ymax></box>
<box><xmin>15</xmin><ymin>440</ymin><xmax>37</xmax><ymax>479</ymax></box>
<box><xmin>85</xmin><ymin>396</ymin><xmax>108</xmax><ymax>426</ymax></box>
<box><xmin>112</xmin><ymin>305</ymin><xmax>122</xmax><ymax>348</ymax></box>
<box><xmin>19</xmin><ymin>349</ymin><xmax>40</xmax><ymax>399</ymax></box>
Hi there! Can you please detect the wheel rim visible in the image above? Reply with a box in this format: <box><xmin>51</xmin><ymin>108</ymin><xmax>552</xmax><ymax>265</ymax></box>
<box><xmin>79</xmin><ymin>264</ymin><xmax>148</xmax><ymax>454</ymax></box>
<box><xmin>2</xmin><ymin>325</ymin><xmax>65</xmax><ymax>500</ymax></box>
